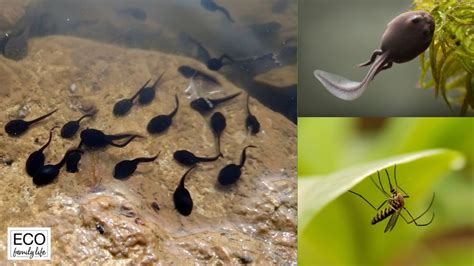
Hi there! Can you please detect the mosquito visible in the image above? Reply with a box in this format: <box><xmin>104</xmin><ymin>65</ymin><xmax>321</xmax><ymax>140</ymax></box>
<box><xmin>349</xmin><ymin>164</ymin><xmax>435</xmax><ymax>233</ymax></box>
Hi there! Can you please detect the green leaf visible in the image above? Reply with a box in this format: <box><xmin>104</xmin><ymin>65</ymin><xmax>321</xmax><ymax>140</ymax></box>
<box><xmin>298</xmin><ymin>149</ymin><xmax>465</xmax><ymax>230</ymax></box>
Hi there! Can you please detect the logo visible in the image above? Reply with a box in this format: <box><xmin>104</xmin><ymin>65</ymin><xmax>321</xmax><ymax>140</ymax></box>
<box><xmin>7</xmin><ymin>227</ymin><xmax>51</xmax><ymax>260</ymax></box>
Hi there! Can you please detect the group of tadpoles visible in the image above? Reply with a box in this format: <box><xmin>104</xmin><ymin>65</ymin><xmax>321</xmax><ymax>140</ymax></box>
<box><xmin>348</xmin><ymin>165</ymin><xmax>436</xmax><ymax>233</ymax></box>
<box><xmin>4</xmin><ymin>69</ymin><xmax>261</xmax><ymax>217</ymax></box>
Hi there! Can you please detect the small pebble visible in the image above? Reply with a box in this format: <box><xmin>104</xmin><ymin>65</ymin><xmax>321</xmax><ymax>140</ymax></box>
<box><xmin>69</xmin><ymin>83</ymin><xmax>77</xmax><ymax>93</ymax></box>
<box><xmin>96</xmin><ymin>224</ymin><xmax>105</xmax><ymax>234</ymax></box>
<box><xmin>17</xmin><ymin>104</ymin><xmax>30</xmax><ymax>118</ymax></box>
<box><xmin>151</xmin><ymin>202</ymin><xmax>160</xmax><ymax>213</ymax></box>
<box><xmin>236</xmin><ymin>254</ymin><xmax>253</xmax><ymax>264</ymax></box>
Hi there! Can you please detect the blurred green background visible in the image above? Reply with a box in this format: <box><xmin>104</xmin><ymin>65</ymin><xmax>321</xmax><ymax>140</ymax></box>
<box><xmin>298</xmin><ymin>118</ymin><xmax>474</xmax><ymax>265</ymax></box>
<box><xmin>298</xmin><ymin>0</ymin><xmax>460</xmax><ymax>116</ymax></box>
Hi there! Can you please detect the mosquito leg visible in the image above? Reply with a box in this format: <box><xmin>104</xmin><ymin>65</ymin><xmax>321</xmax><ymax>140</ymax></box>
<box><xmin>348</xmin><ymin>190</ymin><xmax>380</xmax><ymax>210</ymax></box>
<box><xmin>400</xmin><ymin>209</ymin><xmax>435</xmax><ymax>226</ymax></box>
<box><xmin>401</xmin><ymin>193</ymin><xmax>436</xmax><ymax>226</ymax></box>
<box><xmin>393</xmin><ymin>164</ymin><xmax>410</xmax><ymax>197</ymax></box>
<box><xmin>370</xmin><ymin>175</ymin><xmax>388</xmax><ymax>197</ymax></box>
<box><xmin>385</xmin><ymin>169</ymin><xmax>394</xmax><ymax>191</ymax></box>
<box><xmin>377</xmin><ymin>171</ymin><xmax>390</xmax><ymax>196</ymax></box>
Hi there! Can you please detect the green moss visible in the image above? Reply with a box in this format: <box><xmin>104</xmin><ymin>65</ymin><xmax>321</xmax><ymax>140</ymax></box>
<box><xmin>413</xmin><ymin>0</ymin><xmax>474</xmax><ymax>115</ymax></box>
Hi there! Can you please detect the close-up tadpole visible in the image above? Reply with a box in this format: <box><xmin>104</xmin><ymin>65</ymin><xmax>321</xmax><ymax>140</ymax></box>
<box><xmin>314</xmin><ymin>11</ymin><xmax>435</xmax><ymax>101</ymax></box>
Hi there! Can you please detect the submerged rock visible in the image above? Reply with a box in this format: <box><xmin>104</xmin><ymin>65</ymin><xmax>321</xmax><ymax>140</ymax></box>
<box><xmin>0</xmin><ymin>36</ymin><xmax>296</xmax><ymax>264</ymax></box>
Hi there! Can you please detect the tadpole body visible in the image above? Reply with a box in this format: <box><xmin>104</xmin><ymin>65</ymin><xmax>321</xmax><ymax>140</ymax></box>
<box><xmin>147</xmin><ymin>95</ymin><xmax>179</xmax><ymax>134</ymax></box>
<box><xmin>113</xmin><ymin>153</ymin><xmax>159</xmax><ymax>180</ymax></box>
<box><xmin>65</xmin><ymin>150</ymin><xmax>83</xmax><ymax>173</ymax></box>
<box><xmin>113</xmin><ymin>79</ymin><xmax>151</xmax><ymax>116</ymax></box>
<box><xmin>79</xmin><ymin>128</ymin><xmax>141</xmax><ymax>149</ymax></box>
<box><xmin>190</xmin><ymin>92</ymin><xmax>241</xmax><ymax>114</ymax></box>
<box><xmin>5</xmin><ymin>109</ymin><xmax>57</xmax><ymax>137</ymax></box>
<box><xmin>33</xmin><ymin>149</ymin><xmax>81</xmax><ymax>186</ymax></box>
<box><xmin>314</xmin><ymin>11</ymin><xmax>435</xmax><ymax>100</ymax></box>
<box><xmin>245</xmin><ymin>94</ymin><xmax>260</xmax><ymax>135</ymax></box>
<box><xmin>210</xmin><ymin>112</ymin><xmax>226</xmax><ymax>155</ymax></box>
<box><xmin>206</xmin><ymin>54</ymin><xmax>235</xmax><ymax>71</ymax></box>
<box><xmin>177</xmin><ymin>65</ymin><xmax>220</xmax><ymax>85</ymax></box>
<box><xmin>25</xmin><ymin>126</ymin><xmax>58</xmax><ymax>177</ymax></box>
<box><xmin>200</xmin><ymin>0</ymin><xmax>234</xmax><ymax>23</ymax></box>
<box><xmin>173</xmin><ymin>149</ymin><xmax>221</xmax><ymax>166</ymax></box>
<box><xmin>173</xmin><ymin>165</ymin><xmax>197</xmax><ymax>216</ymax></box>
<box><xmin>138</xmin><ymin>72</ymin><xmax>165</xmax><ymax>105</ymax></box>
<box><xmin>218</xmin><ymin>145</ymin><xmax>256</xmax><ymax>186</ymax></box>
<box><xmin>61</xmin><ymin>113</ymin><xmax>94</xmax><ymax>139</ymax></box>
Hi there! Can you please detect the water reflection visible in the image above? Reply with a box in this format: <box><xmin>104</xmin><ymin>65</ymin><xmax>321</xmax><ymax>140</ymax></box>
<box><xmin>1</xmin><ymin>0</ymin><xmax>297</xmax><ymax>121</ymax></box>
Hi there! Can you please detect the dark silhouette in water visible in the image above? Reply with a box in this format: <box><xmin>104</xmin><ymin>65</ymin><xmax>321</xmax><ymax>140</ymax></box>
<box><xmin>173</xmin><ymin>149</ymin><xmax>221</xmax><ymax>166</ymax></box>
<box><xmin>138</xmin><ymin>72</ymin><xmax>165</xmax><ymax>105</ymax></box>
<box><xmin>181</xmin><ymin>33</ymin><xmax>234</xmax><ymax>71</ymax></box>
<box><xmin>173</xmin><ymin>165</ymin><xmax>197</xmax><ymax>216</ymax></box>
<box><xmin>245</xmin><ymin>94</ymin><xmax>260</xmax><ymax>135</ymax></box>
<box><xmin>65</xmin><ymin>150</ymin><xmax>83</xmax><ymax>173</ymax></box>
<box><xmin>147</xmin><ymin>95</ymin><xmax>179</xmax><ymax>134</ymax></box>
<box><xmin>33</xmin><ymin>149</ymin><xmax>82</xmax><ymax>186</ymax></box>
<box><xmin>3</xmin><ymin>26</ymin><xmax>29</xmax><ymax>60</ymax></box>
<box><xmin>113</xmin><ymin>79</ymin><xmax>151</xmax><ymax>116</ymax></box>
<box><xmin>5</xmin><ymin>109</ymin><xmax>58</xmax><ymax>137</ymax></box>
<box><xmin>25</xmin><ymin>126</ymin><xmax>58</xmax><ymax>177</ymax></box>
<box><xmin>190</xmin><ymin>92</ymin><xmax>241</xmax><ymax>114</ymax></box>
<box><xmin>206</xmin><ymin>54</ymin><xmax>235</xmax><ymax>71</ymax></box>
<box><xmin>217</xmin><ymin>145</ymin><xmax>256</xmax><ymax>186</ymax></box>
<box><xmin>79</xmin><ymin>128</ymin><xmax>141</xmax><ymax>149</ymax></box>
<box><xmin>113</xmin><ymin>153</ymin><xmax>159</xmax><ymax>180</ymax></box>
<box><xmin>60</xmin><ymin>113</ymin><xmax>94</xmax><ymax>139</ymax></box>
<box><xmin>314</xmin><ymin>11</ymin><xmax>435</xmax><ymax>101</ymax></box>
<box><xmin>200</xmin><ymin>0</ymin><xmax>234</xmax><ymax>23</ymax></box>
<box><xmin>177</xmin><ymin>65</ymin><xmax>220</xmax><ymax>85</ymax></box>
<box><xmin>210</xmin><ymin>112</ymin><xmax>226</xmax><ymax>155</ymax></box>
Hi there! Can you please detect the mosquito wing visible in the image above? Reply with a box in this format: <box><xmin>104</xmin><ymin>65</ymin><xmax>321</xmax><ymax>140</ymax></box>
<box><xmin>384</xmin><ymin>209</ymin><xmax>400</xmax><ymax>233</ymax></box>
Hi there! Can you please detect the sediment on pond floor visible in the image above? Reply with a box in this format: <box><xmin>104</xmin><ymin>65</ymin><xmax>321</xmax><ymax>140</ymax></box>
<box><xmin>0</xmin><ymin>35</ymin><xmax>296</xmax><ymax>264</ymax></box>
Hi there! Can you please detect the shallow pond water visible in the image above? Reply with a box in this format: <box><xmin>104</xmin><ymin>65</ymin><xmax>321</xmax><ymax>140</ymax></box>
<box><xmin>0</xmin><ymin>1</ymin><xmax>296</xmax><ymax>264</ymax></box>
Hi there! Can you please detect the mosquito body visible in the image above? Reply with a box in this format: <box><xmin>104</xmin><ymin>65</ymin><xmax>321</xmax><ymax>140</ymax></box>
<box><xmin>349</xmin><ymin>165</ymin><xmax>435</xmax><ymax>233</ymax></box>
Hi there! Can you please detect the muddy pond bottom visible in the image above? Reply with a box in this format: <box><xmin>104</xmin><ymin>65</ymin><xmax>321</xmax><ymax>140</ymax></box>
<box><xmin>0</xmin><ymin>36</ymin><xmax>296</xmax><ymax>264</ymax></box>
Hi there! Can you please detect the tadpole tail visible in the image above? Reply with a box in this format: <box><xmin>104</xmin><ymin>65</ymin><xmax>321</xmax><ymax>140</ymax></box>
<box><xmin>217</xmin><ymin>6</ymin><xmax>235</xmax><ymax>23</ymax></box>
<box><xmin>314</xmin><ymin>53</ymin><xmax>388</xmax><ymax>101</ymax></box>
<box><xmin>151</xmin><ymin>71</ymin><xmax>166</xmax><ymax>89</ymax></box>
<box><xmin>169</xmin><ymin>95</ymin><xmax>179</xmax><ymax>117</ymax></box>
<box><xmin>77</xmin><ymin>113</ymin><xmax>94</xmax><ymax>123</ymax></box>
<box><xmin>110</xmin><ymin>135</ymin><xmax>142</xmax><ymax>148</ymax></box>
<box><xmin>131</xmin><ymin>79</ymin><xmax>152</xmax><ymax>100</ymax></box>
<box><xmin>27</xmin><ymin>109</ymin><xmax>58</xmax><ymax>125</ymax></box>
<box><xmin>39</xmin><ymin>125</ymin><xmax>59</xmax><ymax>152</ymax></box>
<box><xmin>108</xmin><ymin>133</ymin><xmax>136</xmax><ymax>140</ymax></box>
<box><xmin>220</xmin><ymin>53</ymin><xmax>235</xmax><ymax>64</ymax></box>
<box><xmin>133</xmin><ymin>151</ymin><xmax>160</xmax><ymax>164</ymax></box>
<box><xmin>179</xmin><ymin>165</ymin><xmax>197</xmax><ymax>188</ymax></box>
<box><xmin>210</xmin><ymin>92</ymin><xmax>242</xmax><ymax>105</ymax></box>
<box><xmin>238</xmin><ymin>145</ymin><xmax>257</xmax><ymax>168</ymax></box>
<box><xmin>196</xmin><ymin>152</ymin><xmax>221</xmax><ymax>162</ymax></box>
<box><xmin>215</xmin><ymin>134</ymin><xmax>222</xmax><ymax>157</ymax></box>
